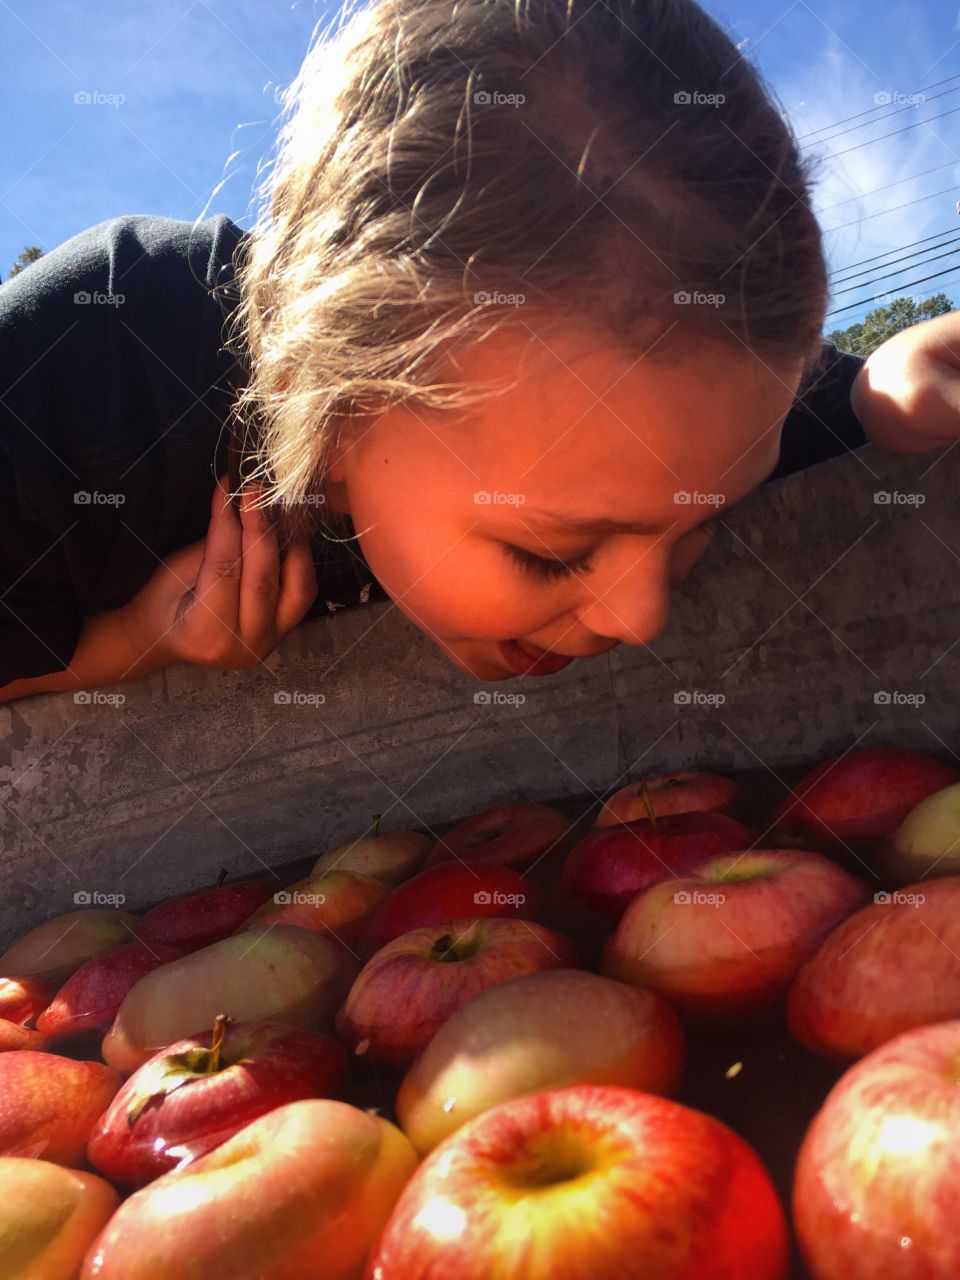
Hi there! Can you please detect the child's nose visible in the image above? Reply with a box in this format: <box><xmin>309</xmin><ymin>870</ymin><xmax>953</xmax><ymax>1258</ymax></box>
<box><xmin>574</xmin><ymin>551</ymin><xmax>672</xmax><ymax>648</ymax></box>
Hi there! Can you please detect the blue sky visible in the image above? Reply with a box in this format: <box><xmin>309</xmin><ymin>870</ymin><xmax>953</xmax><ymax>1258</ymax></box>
<box><xmin>2</xmin><ymin>0</ymin><xmax>959</xmax><ymax>326</ymax></box>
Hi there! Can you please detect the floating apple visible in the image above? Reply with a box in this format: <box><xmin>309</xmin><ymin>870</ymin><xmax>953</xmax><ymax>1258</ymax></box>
<box><xmin>0</xmin><ymin>1157</ymin><xmax>118</xmax><ymax>1280</ymax></box>
<box><xmin>0</xmin><ymin>1022</ymin><xmax>47</xmax><ymax>1053</ymax></box>
<box><xmin>337</xmin><ymin>917</ymin><xmax>576</xmax><ymax>1069</ymax></box>
<box><xmin>767</xmin><ymin>746</ymin><xmax>959</xmax><ymax>856</ymax></box>
<box><xmin>875</xmin><ymin>781</ymin><xmax>960</xmax><ymax>885</ymax></box>
<box><xmin>397</xmin><ymin>968</ymin><xmax>685</xmax><ymax>1153</ymax></box>
<box><xmin>136</xmin><ymin>869</ymin><xmax>273</xmax><ymax>953</ymax></box>
<box><xmin>367</xmin><ymin>1084</ymin><xmax>789</xmax><ymax>1279</ymax></box>
<box><xmin>102</xmin><ymin>925</ymin><xmax>357</xmax><ymax>1075</ymax></box>
<box><xmin>240</xmin><ymin>870</ymin><xmax>387</xmax><ymax>949</ymax></box>
<box><xmin>794</xmin><ymin>1019</ymin><xmax>960</xmax><ymax>1279</ymax></box>
<box><xmin>37</xmin><ymin>941</ymin><xmax>182</xmax><ymax>1040</ymax></box>
<box><xmin>603</xmin><ymin>850</ymin><xmax>868</xmax><ymax>1021</ymax></box>
<box><xmin>561</xmin><ymin>811</ymin><xmax>753</xmax><ymax>918</ymax></box>
<box><xmin>426</xmin><ymin>802</ymin><xmax>574</xmax><ymax>872</ymax></box>
<box><xmin>0</xmin><ymin>974</ymin><xmax>57</xmax><ymax>1026</ymax></box>
<box><xmin>595</xmin><ymin>770</ymin><xmax>744</xmax><ymax>828</ymax></box>
<box><xmin>0</xmin><ymin>1051</ymin><xmax>120</xmax><ymax>1166</ymax></box>
<box><xmin>787</xmin><ymin>875</ymin><xmax>960</xmax><ymax>1060</ymax></box>
<box><xmin>366</xmin><ymin>861</ymin><xmax>541</xmax><ymax>951</ymax></box>
<box><xmin>88</xmin><ymin>1014</ymin><xmax>349</xmax><ymax>1188</ymax></box>
<box><xmin>0</xmin><ymin>909</ymin><xmax>138</xmax><ymax>985</ymax></box>
<box><xmin>81</xmin><ymin>1099</ymin><xmax>418</xmax><ymax>1280</ymax></box>
<box><xmin>312</xmin><ymin>815</ymin><xmax>432</xmax><ymax>887</ymax></box>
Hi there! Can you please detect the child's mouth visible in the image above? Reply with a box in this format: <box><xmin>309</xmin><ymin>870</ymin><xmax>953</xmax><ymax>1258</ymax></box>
<box><xmin>497</xmin><ymin>639</ymin><xmax>575</xmax><ymax>676</ymax></box>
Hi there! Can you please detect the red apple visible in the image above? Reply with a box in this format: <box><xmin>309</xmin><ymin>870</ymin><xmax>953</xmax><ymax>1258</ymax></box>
<box><xmin>36</xmin><ymin>941</ymin><xmax>182</xmax><ymax>1040</ymax></box>
<box><xmin>397</xmin><ymin>968</ymin><xmax>685</xmax><ymax>1153</ymax></box>
<box><xmin>0</xmin><ymin>974</ymin><xmax>57</xmax><ymax>1026</ymax></box>
<box><xmin>136</xmin><ymin>871</ymin><xmax>273</xmax><ymax>952</ymax></box>
<box><xmin>603</xmin><ymin>849</ymin><xmax>868</xmax><ymax>1022</ymax></box>
<box><xmin>88</xmin><ymin>1014</ymin><xmax>349</xmax><ymax>1188</ymax></box>
<box><xmin>561</xmin><ymin>810</ymin><xmax>753</xmax><ymax>918</ymax></box>
<box><xmin>366</xmin><ymin>861</ymin><xmax>542</xmax><ymax>951</ymax></box>
<box><xmin>367</xmin><ymin>1084</ymin><xmax>789</xmax><ymax>1279</ymax></box>
<box><xmin>794</xmin><ymin>1019</ymin><xmax>960</xmax><ymax>1278</ymax></box>
<box><xmin>0</xmin><ymin>909</ymin><xmax>139</xmax><ymax>985</ymax></box>
<box><xmin>768</xmin><ymin>746</ymin><xmax>959</xmax><ymax>856</ymax></box>
<box><xmin>0</xmin><ymin>1051</ymin><xmax>120</xmax><ymax>1166</ymax></box>
<box><xmin>240</xmin><ymin>870</ymin><xmax>387</xmax><ymax>949</ymax></box>
<box><xmin>102</xmin><ymin>924</ymin><xmax>357</xmax><ymax>1076</ymax></box>
<box><xmin>0</xmin><ymin>1157</ymin><xmax>119</xmax><ymax>1280</ymax></box>
<box><xmin>595</xmin><ymin>770</ymin><xmax>744</xmax><ymax>828</ymax></box>
<box><xmin>787</xmin><ymin>875</ymin><xmax>960</xmax><ymax>1059</ymax></box>
<box><xmin>426</xmin><ymin>802</ymin><xmax>574</xmax><ymax>872</ymax></box>
<box><xmin>337</xmin><ymin>917</ymin><xmax>576</xmax><ymax>1069</ymax></box>
<box><xmin>81</xmin><ymin>1099</ymin><xmax>418</xmax><ymax>1280</ymax></box>
<box><xmin>312</xmin><ymin>815</ymin><xmax>432</xmax><ymax>887</ymax></box>
<box><xmin>0</xmin><ymin>1022</ymin><xmax>47</xmax><ymax>1052</ymax></box>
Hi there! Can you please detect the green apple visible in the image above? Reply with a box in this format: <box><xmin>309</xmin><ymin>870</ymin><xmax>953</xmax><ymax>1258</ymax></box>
<box><xmin>877</xmin><ymin>782</ymin><xmax>960</xmax><ymax>885</ymax></box>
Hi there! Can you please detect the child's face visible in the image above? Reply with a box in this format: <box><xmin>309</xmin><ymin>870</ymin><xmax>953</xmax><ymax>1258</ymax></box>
<box><xmin>325</xmin><ymin>317</ymin><xmax>805</xmax><ymax>681</ymax></box>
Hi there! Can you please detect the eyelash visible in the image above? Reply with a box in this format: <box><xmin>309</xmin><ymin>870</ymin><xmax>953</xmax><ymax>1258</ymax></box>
<box><xmin>502</xmin><ymin>543</ymin><xmax>596</xmax><ymax>580</ymax></box>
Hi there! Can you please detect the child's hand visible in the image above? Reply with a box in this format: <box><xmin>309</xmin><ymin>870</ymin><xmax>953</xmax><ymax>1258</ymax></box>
<box><xmin>124</xmin><ymin>474</ymin><xmax>319</xmax><ymax>671</ymax></box>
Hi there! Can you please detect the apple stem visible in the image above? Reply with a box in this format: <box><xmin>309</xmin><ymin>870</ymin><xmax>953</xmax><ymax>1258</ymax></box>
<box><xmin>640</xmin><ymin>783</ymin><xmax>657</xmax><ymax>828</ymax></box>
<box><xmin>207</xmin><ymin>1014</ymin><xmax>230</xmax><ymax>1072</ymax></box>
<box><xmin>216</xmin><ymin>867</ymin><xmax>229</xmax><ymax>889</ymax></box>
<box><xmin>372</xmin><ymin>814</ymin><xmax>381</xmax><ymax>838</ymax></box>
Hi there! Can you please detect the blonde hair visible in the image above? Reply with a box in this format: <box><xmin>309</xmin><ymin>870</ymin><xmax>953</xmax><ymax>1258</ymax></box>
<box><xmin>223</xmin><ymin>0</ymin><xmax>829</xmax><ymax>542</ymax></box>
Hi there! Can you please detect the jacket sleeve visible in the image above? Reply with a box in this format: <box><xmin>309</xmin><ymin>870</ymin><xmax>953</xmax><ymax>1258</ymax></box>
<box><xmin>767</xmin><ymin>340</ymin><xmax>869</xmax><ymax>483</ymax></box>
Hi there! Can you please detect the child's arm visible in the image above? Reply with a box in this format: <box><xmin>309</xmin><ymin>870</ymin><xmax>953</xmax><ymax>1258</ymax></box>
<box><xmin>0</xmin><ymin>476</ymin><xmax>318</xmax><ymax>706</ymax></box>
<box><xmin>851</xmin><ymin>313</ymin><xmax>960</xmax><ymax>452</ymax></box>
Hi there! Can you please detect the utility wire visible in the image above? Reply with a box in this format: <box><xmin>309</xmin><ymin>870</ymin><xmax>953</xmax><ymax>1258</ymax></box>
<box><xmin>831</xmin><ymin>233</ymin><xmax>960</xmax><ymax>284</ymax></box>
<box><xmin>826</xmin><ymin>263</ymin><xmax>960</xmax><ymax>317</ymax></box>
<box><xmin>796</xmin><ymin>72</ymin><xmax>960</xmax><ymax>140</ymax></box>
<box><xmin>831</xmin><ymin>243</ymin><xmax>960</xmax><ymax>295</ymax></box>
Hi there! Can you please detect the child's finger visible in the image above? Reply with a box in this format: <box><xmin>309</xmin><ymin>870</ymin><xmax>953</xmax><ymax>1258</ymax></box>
<box><xmin>274</xmin><ymin>536</ymin><xmax>319</xmax><ymax>636</ymax></box>
<box><xmin>237</xmin><ymin>485</ymin><xmax>281</xmax><ymax>650</ymax></box>
<box><xmin>191</xmin><ymin>474</ymin><xmax>242</xmax><ymax>636</ymax></box>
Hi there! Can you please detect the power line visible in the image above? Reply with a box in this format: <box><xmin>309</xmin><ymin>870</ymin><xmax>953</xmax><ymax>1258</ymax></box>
<box><xmin>830</xmin><ymin>242</ymin><xmax>960</xmax><ymax>296</ymax></box>
<box><xmin>819</xmin><ymin>158</ymin><xmax>959</xmax><ymax>213</ymax></box>
<box><xmin>818</xmin><ymin>102</ymin><xmax>960</xmax><ymax>161</ymax></box>
<box><xmin>831</xmin><ymin>232</ymin><xmax>960</xmax><ymax>284</ymax></box>
<box><xmin>823</xmin><ymin>184</ymin><xmax>960</xmax><ymax>234</ymax></box>
<box><xmin>826</xmin><ymin>263</ymin><xmax>960</xmax><ymax>317</ymax></box>
<box><xmin>796</xmin><ymin>72</ymin><xmax>960</xmax><ymax>141</ymax></box>
<box><xmin>828</xmin><ymin>225</ymin><xmax>960</xmax><ymax>275</ymax></box>
<box><xmin>803</xmin><ymin>83</ymin><xmax>960</xmax><ymax>149</ymax></box>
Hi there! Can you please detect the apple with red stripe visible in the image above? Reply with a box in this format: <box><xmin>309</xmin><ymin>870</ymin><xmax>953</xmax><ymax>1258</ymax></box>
<box><xmin>595</xmin><ymin>770</ymin><xmax>745</xmax><ymax>828</ymax></box>
<box><xmin>426</xmin><ymin>802</ymin><xmax>574</xmax><ymax>872</ymax></box>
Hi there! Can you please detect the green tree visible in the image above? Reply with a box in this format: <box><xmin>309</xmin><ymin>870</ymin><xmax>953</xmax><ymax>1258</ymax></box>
<box><xmin>828</xmin><ymin>293</ymin><xmax>954</xmax><ymax>358</ymax></box>
<box><xmin>6</xmin><ymin>245</ymin><xmax>44</xmax><ymax>280</ymax></box>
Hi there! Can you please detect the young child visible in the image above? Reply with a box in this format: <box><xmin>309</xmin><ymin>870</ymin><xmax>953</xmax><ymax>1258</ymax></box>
<box><xmin>0</xmin><ymin>0</ymin><xmax>952</xmax><ymax>706</ymax></box>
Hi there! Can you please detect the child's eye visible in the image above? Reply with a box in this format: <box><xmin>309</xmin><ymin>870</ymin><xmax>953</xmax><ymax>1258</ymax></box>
<box><xmin>502</xmin><ymin>542</ymin><xmax>596</xmax><ymax>580</ymax></box>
